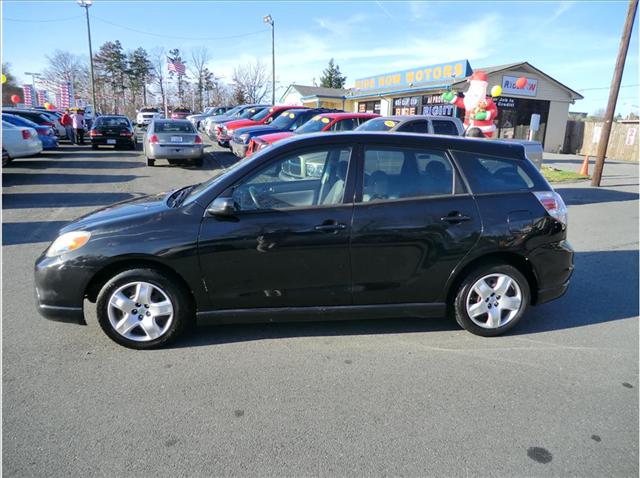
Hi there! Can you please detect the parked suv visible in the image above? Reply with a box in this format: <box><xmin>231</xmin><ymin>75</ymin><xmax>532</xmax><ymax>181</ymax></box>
<box><xmin>35</xmin><ymin>132</ymin><xmax>573</xmax><ymax>349</ymax></box>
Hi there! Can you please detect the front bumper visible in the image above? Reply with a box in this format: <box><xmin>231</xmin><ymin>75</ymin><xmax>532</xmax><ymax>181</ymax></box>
<box><xmin>34</xmin><ymin>253</ymin><xmax>94</xmax><ymax>325</ymax></box>
<box><xmin>230</xmin><ymin>140</ymin><xmax>248</xmax><ymax>158</ymax></box>
<box><xmin>148</xmin><ymin>143</ymin><xmax>204</xmax><ymax>160</ymax></box>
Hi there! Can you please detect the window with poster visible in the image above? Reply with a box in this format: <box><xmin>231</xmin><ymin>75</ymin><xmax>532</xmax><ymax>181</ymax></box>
<box><xmin>496</xmin><ymin>97</ymin><xmax>549</xmax><ymax>146</ymax></box>
<box><xmin>393</xmin><ymin>96</ymin><xmax>420</xmax><ymax>115</ymax></box>
<box><xmin>358</xmin><ymin>101</ymin><xmax>381</xmax><ymax>114</ymax></box>
<box><xmin>421</xmin><ymin>94</ymin><xmax>456</xmax><ymax>117</ymax></box>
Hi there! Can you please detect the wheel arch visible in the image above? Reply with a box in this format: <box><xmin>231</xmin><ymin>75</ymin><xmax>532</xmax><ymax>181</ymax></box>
<box><xmin>445</xmin><ymin>251</ymin><xmax>539</xmax><ymax>308</ymax></box>
<box><xmin>84</xmin><ymin>256</ymin><xmax>196</xmax><ymax>307</ymax></box>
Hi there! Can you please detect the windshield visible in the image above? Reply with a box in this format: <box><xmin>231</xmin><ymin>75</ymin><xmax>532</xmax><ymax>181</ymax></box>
<box><xmin>270</xmin><ymin>110</ymin><xmax>306</xmax><ymax>130</ymax></box>
<box><xmin>295</xmin><ymin>115</ymin><xmax>330</xmax><ymax>134</ymax></box>
<box><xmin>140</xmin><ymin>107</ymin><xmax>159</xmax><ymax>113</ymax></box>
<box><xmin>249</xmin><ymin>107</ymin><xmax>273</xmax><ymax>122</ymax></box>
<box><xmin>181</xmin><ymin>158</ymin><xmax>249</xmax><ymax>206</ymax></box>
<box><xmin>356</xmin><ymin>118</ymin><xmax>399</xmax><ymax>131</ymax></box>
<box><xmin>239</xmin><ymin>107</ymin><xmax>265</xmax><ymax>119</ymax></box>
<box><xmin>224</xmin><ymin>106</ymin><xmax>244</xmax><ymax>117</ymax></box>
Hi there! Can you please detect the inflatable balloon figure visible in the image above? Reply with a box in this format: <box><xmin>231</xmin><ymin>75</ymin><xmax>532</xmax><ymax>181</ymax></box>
<box><xmin>442</xmin><ymin>70</ymin><xmax>500</xmax><ymax>138</ymax></box>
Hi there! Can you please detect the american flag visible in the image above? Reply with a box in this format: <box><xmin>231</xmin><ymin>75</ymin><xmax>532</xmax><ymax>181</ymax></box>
<box><xmin>167</xmin><ymin>57</ymin><xmax>186</xmax><ymax>75</ymax></box>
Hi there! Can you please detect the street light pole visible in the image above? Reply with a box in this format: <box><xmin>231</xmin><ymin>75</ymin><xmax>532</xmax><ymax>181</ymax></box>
<box><xmin>264</xmin><ymin>14</ymin><xmax>275</xmax><ymax>104</ymax></box>
<box><xmin>78</xmin><ymin>0</ymin><xmax>97</xmax><ymax>111</ymax></box>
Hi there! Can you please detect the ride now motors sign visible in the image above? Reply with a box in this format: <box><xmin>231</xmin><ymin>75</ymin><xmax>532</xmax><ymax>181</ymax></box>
<box><xmin>355</xmin><ymin>60</ymin><xmax>472</xmax><ymax>91</ymax></box>
<box><xmin>502</xmin><ymin>76</ymin><xmax>538</xmax><ymax>97</ymax></box>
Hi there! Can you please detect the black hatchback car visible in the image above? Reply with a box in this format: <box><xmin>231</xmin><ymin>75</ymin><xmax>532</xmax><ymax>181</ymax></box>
<box><xmin>35</xmin><ymin>132</ymin><xmax>573</xmax><ymax>348</ymax></box>
<box><xmin>89</xmin><ymin>115</ymin><xmax>136</xmax><ymax>150</ymax></box>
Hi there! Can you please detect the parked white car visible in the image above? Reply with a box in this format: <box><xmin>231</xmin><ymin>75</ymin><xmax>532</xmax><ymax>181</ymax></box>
<box><xmin>2</xmin><ymin>121</ymin><xmax>43</xmax><ymax>164</ymax></box>
<box><xmin>136</xmin><ymin>107</ymin><xmax>164</xmax><ymax>127</ymax></box>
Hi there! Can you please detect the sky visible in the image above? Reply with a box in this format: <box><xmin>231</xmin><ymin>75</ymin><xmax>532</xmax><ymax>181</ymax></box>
<box><xmin>2</xmin><ymin>0</ymin><xmax>639</xmax><ymax>115</ymax></box>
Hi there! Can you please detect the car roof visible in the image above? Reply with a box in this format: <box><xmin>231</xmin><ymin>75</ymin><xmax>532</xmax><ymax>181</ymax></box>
<box><xmin>97</xmin><ymin>115</ymin><xmax>129</xmax><ymax>119</ymax></box>
<box><xmin>272</xmin><ymin>131</ymin><xmax>526</xmax><ymax>159</ymax></box>
<box><xmin>316</xmin><ymin>112</ymin><xmax>380</xmax><ymax>120</ymax></box>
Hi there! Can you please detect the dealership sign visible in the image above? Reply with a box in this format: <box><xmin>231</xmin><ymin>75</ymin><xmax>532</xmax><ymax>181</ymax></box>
<box><xmin>355</xmin><ymin>60</ymin><xmax>472</xmax><ymax>91</ymax></box>
<box><xmin>502</xmin><ymin>76</ymin><xmax>538</xmax><ymax>97</ymax></box>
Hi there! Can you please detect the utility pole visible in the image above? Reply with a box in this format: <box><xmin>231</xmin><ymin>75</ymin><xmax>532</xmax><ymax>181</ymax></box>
<box><xmin>264</xmin><ymin>14</ymin><xmax>275</xmax><ymax>104</ymax></box>
<box><xmin>77</xmin><ymin>0</ymin><xmax>97</xmax><ymax>112</ymax></box>
<box><xmin>591</xmin><ymin>0</ymin><xmax>638</xmax><ymax>187</ymax></box>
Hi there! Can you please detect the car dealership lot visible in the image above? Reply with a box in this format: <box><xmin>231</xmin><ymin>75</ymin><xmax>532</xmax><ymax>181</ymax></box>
<box><xmin>3</xmin><ymin>145</ymin><xmax>638</xmax><ymax>476</ymax></box>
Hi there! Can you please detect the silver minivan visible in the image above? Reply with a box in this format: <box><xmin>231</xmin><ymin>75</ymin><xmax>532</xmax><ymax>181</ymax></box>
<box><xmin>143</xmin><ymin>119</ymin><xmax>204</xmax><ymax>167</ymax></box>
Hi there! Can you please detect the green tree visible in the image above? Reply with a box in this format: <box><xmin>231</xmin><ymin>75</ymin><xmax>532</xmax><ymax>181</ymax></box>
<box><xmin>94</xmin><ymin>41</ymin><xmax>127</xmax><ymax>113</ymax></box>
<box><xmin>319</xmin><ymin>58</ymin><xmax>347</xmax><ymax>89</ymax></box>
<box><xmin>127</xmin><ymin>47</ymin><xmax>152</xmax><ymax>107</ymax></box>
<box><xmin>2</xmin><ymin>63</ymin><xmax>22</xmax><ymax>106</ymax></box>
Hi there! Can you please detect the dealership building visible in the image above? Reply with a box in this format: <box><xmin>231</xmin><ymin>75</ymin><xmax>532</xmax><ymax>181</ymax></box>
<box><xmin>280</xmin><ymin>61</ymin><xmax>583</xmax><ymax>152</ymax></box>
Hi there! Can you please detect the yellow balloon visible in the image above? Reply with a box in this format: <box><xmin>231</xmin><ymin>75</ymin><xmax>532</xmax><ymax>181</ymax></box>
<box><xmin>491</xmin><ymin>85</ymin><xmax>502</xmax><ymax>97</ymax></box>
<box><xmin>44</xmin><ymin>102</ymin><xmax>51</xmax><ymax>108</ymax></box>
<box><xmin>1</xmin><ymin>74</ymin><xmax>6</xmax><ymax>84</ymax></box>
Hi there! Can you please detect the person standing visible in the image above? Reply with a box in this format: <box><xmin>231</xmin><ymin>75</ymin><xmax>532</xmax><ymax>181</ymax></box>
<box><xmin>60</xmin><ymin>109</ymin><xmax>75</xmax><ymax>144</ymax></box>
<box><xmin>71</xmin><ymin>110</ymin><xmax>86</xmax><ymax>145</ymax></box>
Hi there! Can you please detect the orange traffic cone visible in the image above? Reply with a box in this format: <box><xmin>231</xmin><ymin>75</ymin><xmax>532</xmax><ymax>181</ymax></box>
<box><xmin>579</xmin><ymin>154</ymin><xmax>590</xmax><ymax>176</ymax></box>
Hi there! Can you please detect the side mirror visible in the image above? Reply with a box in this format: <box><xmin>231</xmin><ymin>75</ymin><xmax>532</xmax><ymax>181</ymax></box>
<box><xmin>207</xmin><ymin>197</ymin><xmax>236</xmax><ymax>216</ymax></box>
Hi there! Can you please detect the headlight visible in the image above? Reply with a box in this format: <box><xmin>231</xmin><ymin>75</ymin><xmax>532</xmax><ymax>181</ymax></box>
<box><xmin>46</xmin><ymin>231</ymin><xmax>91</xmax><ymax>257</ymax></box>
<box><xmin>226</xmin><ymin>128</ymin><xmax>234</xmax><ymax>135</ymax></box>
<box><xmin>239</xmin><ymin>134</ymin><xmax>250</xmax><ymax>143</ymax></box>
<box><xmin>258</xmin><ymin>142</ymin><xmax>268</xmax><ymax>150</ymax></box>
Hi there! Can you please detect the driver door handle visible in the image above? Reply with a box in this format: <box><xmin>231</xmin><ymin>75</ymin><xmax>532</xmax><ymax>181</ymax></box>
<box><xmin>441</xmin><ymin>211</ymin><xmax>471</xmax><ymax>224</ymax></box>
<box><xmin>314</xmin><ymin>222</ymin><xmax>347</xmax><ymax>233</ymax></box>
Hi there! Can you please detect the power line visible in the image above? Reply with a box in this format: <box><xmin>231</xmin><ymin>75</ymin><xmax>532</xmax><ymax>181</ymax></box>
<box><xmin>577</xmin><ymin>83</ymin><xmax>639</xmax><ymax>91</ymax></box>
<box><xmin>91</xmin><ymin>16</ymin><xmax>268</xmax><ymax>41</ymax></box>
<box><xmin>4</xmin><ymin>15</ymin><xmax>83</xmax><ymax>23</ymax></box>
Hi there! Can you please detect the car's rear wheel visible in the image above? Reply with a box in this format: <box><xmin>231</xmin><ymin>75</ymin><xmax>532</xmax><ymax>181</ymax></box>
<box><xmin>193</xmin><ymin>157</ymin><xmax>204</xmax><ymax>167</ymax></box>
<box><xmin>453</xmin><ymin>264</ymin><xmax>530</xmax><ymax>337</ymax></box>
<box><xmin>92</xmin><ymin>144</ymin><xmax>99</xmax><ymax>150</ymax></box>
<box><xmin>2</xmin><ymin>148</ymin><xmax>11</xmax><ymax>166</ymax></box>
<box><xmin>146</xmin><ymin>157</ymin><xmax>155</xmax><ymax>166</ymax></box>
<box><xmin>96</xmin><ymin>268</ymin><xmax>193</xmax><ymax>349</ymax></box>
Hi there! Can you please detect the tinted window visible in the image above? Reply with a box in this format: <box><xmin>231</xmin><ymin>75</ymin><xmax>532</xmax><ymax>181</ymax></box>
<box><xmin>231</xmin><ymin>147</ymin><xmax>352</xmax><ymax>211</ymax></box>
<box><xmin>96</xmin><ymin>117</ymin><xmax>130</xmax><ymax>127</ymax></box>
<box><xmin>154</xmin><ymin>121</ymin><xmax>195</xmax><ymax>133</ymax></box>
<box><xmin>295</xmin><ymin>115</ymin><xmax>329</xmax><ymax>134</ymax></box>
<box><xmin>362</xmin><ymin>147</ymin><xmax>454</xmax><ymax>202</ymax></box>
<box><xmin>453</xmin><ymin>152</ymin><xmax>538</xmax><ymax>193</ymax></box>
<box><xmin>398</xmin><ymin>121</ymin><xmax>429</xmax><ymax>133</ymax></box>
<box><xmin>432</xmin><ymin>120</ymin><xmax>459</xmax><ymax>136</ymax></box>
<box><xmin>330</xmin><ymin>118</ymin><xmax>356</xmax><ymax>131</ymax></box>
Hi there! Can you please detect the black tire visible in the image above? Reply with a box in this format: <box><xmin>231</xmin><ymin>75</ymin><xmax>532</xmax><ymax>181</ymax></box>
<box><xmin>453</xmin><ymin>263</ymin><xmax>530</xmax><ymax>337</ymax></box>
<box><xmin>92</xmin><ymin>144</ymin><xmax>99</xmax><ymax>150</ymax></box>
<box><xmin>2</xmin><ymin>148</ymin><xmax>11</xmax><ymax>166</ymax></box>
<box><xmin>96</xmin><ymin>268</ymin><xmax>194</xmax><ymax>349</ymax></box>
<box><xmin>130</xmin><ymin>140</ymin><xmax>136</xmax><ymax>150</ymax></box>
<box><xmin>146</xmin><ymin>157</ymin><xmax>155</xmax><ymax>167</ymax></box>
<box><xmin>193</xmin><ymin>156</ymin><xmax>204</xmax><ymax>167</ymax></box>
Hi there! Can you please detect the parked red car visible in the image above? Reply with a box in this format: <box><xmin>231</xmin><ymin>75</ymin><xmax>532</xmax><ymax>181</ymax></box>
<box><xmin>217</xmin><ymin>105</ymin><xmax>306</xmax><ymax>147</ymax></box>
<box><xmin>245</xmin><ymin>112</ymin><xmax>380</xmax><ymax>157</ymax></box>
<box><xmin>170</xmin><ymin>107</ymin><xmax>191</xmax><ymax>120</ymax></box>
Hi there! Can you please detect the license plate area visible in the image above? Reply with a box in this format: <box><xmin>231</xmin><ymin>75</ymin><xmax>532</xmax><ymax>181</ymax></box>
<box><xmin>107</xmin><ymin>139</ymin><xmax>116</xmax><ymax>144</ymax></box>
<box><xmin>171</xmin><ymin>136</ymin><xmax>183</xmax><ymax>143</ymax></box>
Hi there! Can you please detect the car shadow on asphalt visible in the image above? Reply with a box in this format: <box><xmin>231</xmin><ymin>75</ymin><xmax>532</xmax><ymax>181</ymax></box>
<box><xmin>555</xmin><ymin>187</ymin><xmax>639</xmax><ymax>205</ymax></box>
<box><xmin>9</xmin><ymin>160</ymin><xmax>145</xmax><ymax>169</ymax></box>
<box><xmin>171</xmin><ymin>249</ymin><xmax>639</xmax><ymax>349</ymax></box>
<box><xmin>3</xmin><ymin>173</ymin><xmax>142</xmax><ymax>186</ymax></box>
<box><xmin>2</xmin><ymin>221</ymin><xmax>69</xmax><ymax>246</ymax></box>
<box><xmin>2</xmin><ymin>192</ymin><xmax>136</xmax><ymax>209</ymax></box>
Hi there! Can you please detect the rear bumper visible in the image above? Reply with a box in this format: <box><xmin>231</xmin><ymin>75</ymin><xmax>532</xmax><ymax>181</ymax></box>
<box><xmin>10</xmin><ymin>141</ymin><xmax>43</xmax><ymax>158</ymax></box>
<box><xmin>41</xmin><ymin>136</ymin><xmax>59</xmax><ymax>150</ymax></box>
<box><xmin>529</xmin><ymin>240</ymin><xmax>574</xmax><ymax>305</ymax></box>
<box><xmin>147</xmin><ymin>143</ymin><xmax>204</xmax><ymax>160</ymax></box>
<box><xmin>91</xmin><ymin>137</ymin><xmax>134</xmax><ymax>146</ymax></box>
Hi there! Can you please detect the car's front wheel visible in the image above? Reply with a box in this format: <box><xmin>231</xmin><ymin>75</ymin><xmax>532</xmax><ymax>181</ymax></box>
<box><xmin>453</xmin><ymin>264</ymin><xmax>530</xmax><ymax>337</ymax></box>
<box><xmin>96</xmin><ymin>268</ymin><xmax>193</xmax><ymax>349</ymax></box>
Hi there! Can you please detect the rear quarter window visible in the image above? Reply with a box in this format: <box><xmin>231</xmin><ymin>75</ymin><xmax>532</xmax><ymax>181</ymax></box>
<box><xmin>452</xmin><ymin>151</ymin><xmax>547</xmax><ymax>194</ymax></box>
<box><xmin>432</xmin><ymin>120</ymin><xmax>459</xmax><ymax>136</ymax></box>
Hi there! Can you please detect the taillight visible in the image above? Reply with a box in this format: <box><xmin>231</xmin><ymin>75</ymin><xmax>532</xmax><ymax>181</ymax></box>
<box><xmin>21</xmin><ymin>129</ymin><xmax>30</xmax><ymax>140</ymax></box>
<box><xmin>149</xmin><ymin>134</ymin><xmax>159</xmax><ymax>144</ymax></box>
<box><xmin>89</xmin><ymin>130</ymin><xmax>101</xmax><ymax>137</ymax></box>
<box><xmin>534</xmin><ymin>191</ymin><xmax>568</xmax><ymax>225</ymax></box>
<box><xmin>194</xmin><ymin>135</ymin><xmax>202</xmax><ymax>144</ymax></box>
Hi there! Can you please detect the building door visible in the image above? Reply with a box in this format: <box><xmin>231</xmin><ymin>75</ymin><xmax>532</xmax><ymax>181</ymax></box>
<box><xmin>497</xmin><ymin>98</ymin><xmax>550</xmax><ymax>146</ymax></box>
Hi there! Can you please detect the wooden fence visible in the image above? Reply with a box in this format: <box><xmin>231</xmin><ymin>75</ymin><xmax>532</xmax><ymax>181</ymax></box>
<box><xmin>563</xmin><ymin>120</ymin><xmax>639</xmax><ymax>161</ymax></box>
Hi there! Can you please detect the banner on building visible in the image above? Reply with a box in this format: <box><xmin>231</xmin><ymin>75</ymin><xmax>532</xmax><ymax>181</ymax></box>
<box><xmin>36</xmin><ymin>90</ymin><xmax>48</xmax><ymax>106</ymax></box>
<box><xmin>58</xmin><ymin>81</ymin><xmax>73</xmax><ymax>108</ymax></box>
<box><xmin>22</xmin><ymin>85</ymin><xmax>35</xmax><ymax>106</ymax></box>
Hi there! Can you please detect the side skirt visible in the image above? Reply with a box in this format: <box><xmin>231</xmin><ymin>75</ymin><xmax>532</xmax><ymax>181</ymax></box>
<box><xmin>196</xmin><ymin>303</ymin><xmax>446</xmax><ymax>326</ymax></box>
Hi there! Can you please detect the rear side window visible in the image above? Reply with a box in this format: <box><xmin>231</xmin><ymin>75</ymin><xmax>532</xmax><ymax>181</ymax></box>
<box><xmin>330</xmin><ymin>118</ymin><xmax>356</xmax><ymax>131</ymax></box>
<box><xmin>453</xmin><ymin>151</ymin><xmax>543</xmax><ymax>193</ymax></box>
<box><xmin>361</xmin><ymin>147</ymin><xmax>454</xmax><ymax>202</ymax></box>
<box><xmin>432</xmin><ymin>120</ymin><xmax>459</xmax><ymax>136</ymax></box>
<box><xmin>154</xmin><ymin>122</ymin><xmax>195</xmax><ymax>133</ymax></box>
<box><xmin>96</xmin><ymin>117</ymin><xmax>130</xmax><ymax>127</ymax></box>
<box><xmin>398</xmin><ymin>121</ymin><xmax>429</xmax><ymax>134</ymax></box>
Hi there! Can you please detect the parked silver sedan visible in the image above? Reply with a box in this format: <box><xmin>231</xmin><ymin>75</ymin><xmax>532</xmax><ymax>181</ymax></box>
<box><xmin>143</xmin><ymin>119</ymin><xmax>204</xmax><ymax>167</ymax></box>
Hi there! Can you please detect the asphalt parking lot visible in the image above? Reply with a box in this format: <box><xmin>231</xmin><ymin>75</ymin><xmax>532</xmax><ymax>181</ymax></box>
<box><xmin>2</xmin><ymin>142</ymin><xmax>638</xmax><ymax>477</ymax></box>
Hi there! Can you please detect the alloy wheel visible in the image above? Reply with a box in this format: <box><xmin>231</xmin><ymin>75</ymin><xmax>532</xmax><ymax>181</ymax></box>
<box><xmin>465</xmin><ymin>273</ymin><xmax>523</xmax><ymax>329</ymax></box>
<box><xmin>107</xmin><ymin>281</ymin><xmax>174</xmax><ymax>342</ymax></box>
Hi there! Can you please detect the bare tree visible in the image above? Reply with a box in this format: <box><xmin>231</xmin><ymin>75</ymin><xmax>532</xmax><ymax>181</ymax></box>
<box><xmin>41</xmin><ymin>50</ymin><xmax>89</xmax><ymax>101</ymax></box>
<box><xmin>232</xmin><ymin>59</ymin><xmax>270</xmax><ymax>104</ymax></box>
<box><xmin>190</xmin><ymin>46</ymin><xmax>210</xmax><ymax>111</ymax></box>
<box><xmin>149</xmin><ymin>47</ymin><xmax>168</xmax><ymax>114</ymax></box>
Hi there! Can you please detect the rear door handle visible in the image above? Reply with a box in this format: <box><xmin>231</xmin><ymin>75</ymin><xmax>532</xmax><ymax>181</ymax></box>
<box><xmin>314</xmin><ymin>222</ymin><xmax>347</xmax><ymax>233</ymax></box>
<box><xmin>441</xmin><ymin>212</ymin><xmax>472</xmax><ymax>224</ymax></box>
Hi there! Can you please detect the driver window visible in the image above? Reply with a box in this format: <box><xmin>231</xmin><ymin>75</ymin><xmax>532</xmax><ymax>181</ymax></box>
<box><xmin>230</xmin><ymin>147</ymin><xmax>352</xmax><ymax>212</ymax></box>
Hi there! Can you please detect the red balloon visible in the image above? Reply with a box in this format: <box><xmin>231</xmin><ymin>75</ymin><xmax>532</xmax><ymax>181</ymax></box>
<box><xmin>46</xmin><ymin>103</ymin><xmax>56</xmax><ymax>110</ymax></box>
<box><xmin>515</xmin><ymin>76</ymin><xmax>527</xmax><ymax>89</ymax></box>
<box><xmin>10</xmin><ymin>94</ymin><xmax>21</xmax><ymax>104</ymax></box>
